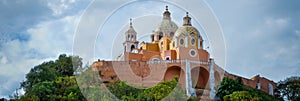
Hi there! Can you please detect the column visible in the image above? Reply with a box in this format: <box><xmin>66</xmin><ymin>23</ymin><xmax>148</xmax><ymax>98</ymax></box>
<box><xmin>209</xmin><ymin>59</ymin><xmax>216</xmax><ymax>99</ymax></box>
<box><xmin>185</xmin><ymin>60</ymin><xmax>196</xmax><ymax>97</ymax></box>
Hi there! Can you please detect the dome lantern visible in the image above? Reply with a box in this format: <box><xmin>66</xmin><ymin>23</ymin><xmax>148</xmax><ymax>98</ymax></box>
<box><xmin>163</xmin><ymin>6</ymin><xmax>171</xmax><ymax>20</ymax></box>
<box><xmin>183</xmin><ymin>12</ymin><xmax>192</xmax><ymax>26</ymax></box>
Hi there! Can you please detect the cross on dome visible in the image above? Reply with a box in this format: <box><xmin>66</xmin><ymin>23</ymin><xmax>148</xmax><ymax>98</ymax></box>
<box><xmin>130</xmin><ymin>18</ymin><xmax>133</xmax><ymax>27</ymax></box>
<box><xmin>166</xmin><ymin>5</ymin><xmax>168</xmax><ymax>11</ymax></box>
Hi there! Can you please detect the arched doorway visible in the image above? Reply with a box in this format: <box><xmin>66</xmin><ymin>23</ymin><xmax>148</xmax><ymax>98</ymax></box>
<box><xmin>191</xmin><ymin>67</ymin><xmax>209</xmax><ymax>89</ymax></box>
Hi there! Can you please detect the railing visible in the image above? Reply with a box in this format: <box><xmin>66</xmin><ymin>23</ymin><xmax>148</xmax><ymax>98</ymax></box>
<box><xmin>146</xmin><ymin>59</ymin><xmax>210</xmax><ymax>65</ymax></box>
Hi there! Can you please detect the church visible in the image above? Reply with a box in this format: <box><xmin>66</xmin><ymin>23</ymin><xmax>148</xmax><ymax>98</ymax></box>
<box><xmin>92</xmin><ymin>6</ymin><xmax>276</xmax><ymax>100</ymax></box>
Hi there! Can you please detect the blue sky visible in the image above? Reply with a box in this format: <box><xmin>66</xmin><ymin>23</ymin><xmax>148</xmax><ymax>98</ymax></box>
<box><xmin>0</xmin><ymin>0</ymin><xmax>300</xmax><ymax>98</ymax></box>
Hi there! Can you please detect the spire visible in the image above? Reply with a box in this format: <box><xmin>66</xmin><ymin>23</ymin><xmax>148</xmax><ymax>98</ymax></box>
<box><xmin>163</xmin><ymin>5</ymin><xmax>171</xmax><ymax>19</ymax></box>
<box><xmin>183</xmin><ymin>12</ymin><xmax>192</xmax><ymax>26</ymax></box>
<box><xmin>126</xmin><ymin>18</ymin><xmax>136</xmax><ymax>34</ymax></box>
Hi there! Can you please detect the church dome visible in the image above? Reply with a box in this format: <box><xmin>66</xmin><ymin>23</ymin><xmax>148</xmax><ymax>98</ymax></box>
<box><xmin>154</xmin><ymin>6</ymin><xmax>178</xmax><ymax>37</ymax></box>
<box><xmin>174</xmin><ymin>26</ymin><xmax>200</xmax><ymax>38</ymax></box>
<box><xmin>174</xmin><ymin>12</ymin><xmax>202</xmax><ymax>39</ymax></box>
<box><xmin>154</xmin><ymin>19</ymin><xmax>178</xmax><ymax>33</ymax></box>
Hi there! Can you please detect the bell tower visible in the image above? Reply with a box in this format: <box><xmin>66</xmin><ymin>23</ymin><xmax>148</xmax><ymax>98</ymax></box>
<box><xmin>123</xmin><ymin>18</ymin><xmax>139</xmax><ymax>53</ymax></box>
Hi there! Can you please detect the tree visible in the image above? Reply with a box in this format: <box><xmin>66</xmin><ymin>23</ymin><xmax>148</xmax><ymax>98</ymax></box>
<box><xmin>223</xmin><ymin>91</ymin><xmax>261</xmax><ymax>101</ymax></box>
<box><xmin>216</xmin><ymin>77</ymin><xmax>243</xmax><ymax>100</ymax></box>
<box><xmin>55</xmin><ymin>54</ymin><xmax>75</xmax><ymax>76</ymax></box>
<box><xmin>18</xmin><ymin>54</ymin><xmax>85</xmax><ymax>101</ymax></box>
<box><xmin>107</xmin><ymin>81</ymin><xmax>144</xmax><ymax>100</ymax></box>
<box><xmin>21</xmin><ymin>61</ymin><xmax>57</xmax><ymax>93</ymax></box>
<box><xmin>144</xmin><ymin>77</ymin><xmax>186</xmax><ymax>100</ymax></box>
<box><xmin>275</xmin><ymin>76</ymin><xmax>300</xmax><ymax>101</ymax></box>
<box><xmin>216</xmin><ymin>77</ymin><xmax>279</xmax><ymax>101</ymax></box>
<box><xmin>105</xmin><ymin>77</ymin><xmax>187</xmax><ymax>101</ymax></box>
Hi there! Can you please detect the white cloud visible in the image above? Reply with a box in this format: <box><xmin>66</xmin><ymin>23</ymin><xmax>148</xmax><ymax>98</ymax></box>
<box><xmin>208</xmin><ymin>0</ymin><xmax>300</xmax><ymax>82</ymax></box>
<box><xmin>0</xmin><ymin>9</ymin><xmax>82</xmax><ymax>98</ymax></box>
<box><xmin>46</xmin><ymin>0</ymin><xmax>90</xmax><ymax>17</ymax></box>
<box><xmin>265</xmin><ymin>17</ymin><xmax>289</xmax><ymax>28</ymax></box>
<box><xmin>0</xmin><ymin>56</ymin><xmax>8</xmax><ymax>64</ymax></box>
<box><xmin>26</xmin><ymin>15</ymin><xmax>79</xmax><ymax>56</ymax></box>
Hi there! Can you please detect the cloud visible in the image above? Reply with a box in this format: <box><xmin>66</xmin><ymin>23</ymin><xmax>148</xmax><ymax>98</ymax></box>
<box><xmin>1</xmin><ymin>0</ymin><xmax>299</xmax><ymax>98</ymax></box>
<box><xmin>0</xmin><ymin>0</ymin><xmax>91</xmax><ymax>98</ymax></box>
<box><xmin>208</xmin><ymin>0</ymin><xmax>300</xmax><ymax>81</ymax></box>
<box><xmin>0</xmin><ymin>56</ymin><xmax>8</xmax><ymax>64</ymax></box>
<box><xmin>0</xmin><ymin>13</ymin><xmax>82</xmax><ymax>98</ymax></box>
<box><xmin>47</xmin><ymin>0</ymin><xmax>90</xmax><ymax>17</ymax></box>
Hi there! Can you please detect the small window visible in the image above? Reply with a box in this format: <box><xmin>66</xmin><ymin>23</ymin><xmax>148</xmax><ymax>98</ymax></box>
<box><xmin>151</xmin><ymin>34</ymin><xmax>154</xmax><ymax>42</ymax></box>
<box><xmin>165</xmin><ymin>56</ymin><xmax>170</xmax><ymax>60</ymax></box>
<box><xmin>191</xmin><ymin>38</ymin><xmax>195</xmax><ymax>45</ymax></box>
<box><xmin>180</xmin><ymin>39</ymin><xmax>184</xmax><ymax>45</ymax></box>
<box><xmin>191</xmin><ymin>32</ymin><xmax>195</xmax><ymax>35</ymax></box>
<box><xmin>170</xmin><ymin>32</ymin><xmax>174</xmax><ymax>37</ymax></box>
<box><xmin>190</xmin><ymin>50</ymin><xmax>195</xmax><ymax>56</ymax></box>
<box><xmin>159</xmin><ymin>32</ymin><xmax>163</xmax><ymax>39</ymax></box>
<box><xmin>189</xmin><ymin>49</ymin><xmax>197</xmax><ymax>57</ymax></box>
<box><xmin>257</xmin><ymin>83</ymin><xmax>261</xmax><ymax>90</ymax></box>
<box><xmin>173</xmin><ymin>42</ymin><xmax>175</xmax><ymax>47</ymax></box>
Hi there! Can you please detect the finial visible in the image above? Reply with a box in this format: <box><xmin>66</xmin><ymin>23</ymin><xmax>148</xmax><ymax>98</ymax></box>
<box><xmin>166</xmin><ymin>5</ymin><xmax>168</xmax><ymax>11</ymax></box>
<box><xmin>183</xmin><ymin>12</ymin><xmax>192</xmax><ymax>26</ymax></box>
<box><xmin>129</xmin><ymin>18</ymin><xmax>132</xmax><ymax>27</ymax></box>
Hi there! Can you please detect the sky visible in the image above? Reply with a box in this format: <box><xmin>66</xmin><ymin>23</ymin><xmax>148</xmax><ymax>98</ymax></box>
<box><xmin>1</xmin><ymin>0</ymin><xmax>300</xmax><ymax>98</ymax></box>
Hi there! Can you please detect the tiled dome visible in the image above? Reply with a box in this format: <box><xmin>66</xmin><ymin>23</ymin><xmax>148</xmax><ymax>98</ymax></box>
<box><xmin>154</xmin><ymin>19</ymin><xmax>178</xmax><ymax>33</ymax></box>
<box><xmin>174</xmin><ymin>26</ymin><xmax>200</xmax><ymax>38</ymax></box>
<box><xmin>174</xmin><ymin>12</ymin><xmax>202</xmax><ymax>40</ymax></box>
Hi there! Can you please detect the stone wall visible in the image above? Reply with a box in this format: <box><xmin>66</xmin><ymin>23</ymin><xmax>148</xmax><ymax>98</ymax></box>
<box><xmin>92</xmin><ymin>60</ymin><xmax>275</xmax><ymax>97</ymax></box>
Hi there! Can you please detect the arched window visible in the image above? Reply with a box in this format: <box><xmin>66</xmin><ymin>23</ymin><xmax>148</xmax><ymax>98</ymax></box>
<box><xmin>268</xmin><ymin>83</ymin><xmax>273</xmax><ymax>95</ymax></box>
<box><xmin>173</xmin><ymin>42</ymin><xmax>175</xmax><ymax>47</ymax></box>
<box><xmin>191</xmin><ymin>38</ymin><xmax>195</xmax><ymax>45</ymax></box>
<box><xmin>131</xmin><ymin>35</ymin><xmax>134</xmax><ymax>41</ymax></box>
<box><xmin>159</xmin><ymin>32</ymin><xmax>163</xmax><ymax>40</ymax></box>
<box><xmin>180</xmin><ymin>39</ymin><xmax>184</xmax><ymax>45</ymax></box>
<box><xmin>131</xmin><ymin>45</ymin><xmax>135</xmax><ymax>51</ymax></box>
<box><xmin>151</xmin><ymin>34</ymin><xmax>154</xmax><ymax>42</ymax></box>
<box><xmin>257</xmin><ymin>83</ymin><xmax>261</xmax><ymax>89</ymax></box>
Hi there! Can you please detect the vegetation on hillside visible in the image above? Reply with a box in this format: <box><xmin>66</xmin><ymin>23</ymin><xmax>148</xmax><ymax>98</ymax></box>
<box><xmin>10</xmin><ymin>54</ymin><xmax>189</xmax><ymax>101</ymax></box>
<box><xmin>275</xmin><ymin>76</ymin><xmax>300</xmax><ymax>101</ymax></box>
<box><xmin>216</xmin><ymin>77</ymin><xmax>279</xmax><ymax>101</ymax></box>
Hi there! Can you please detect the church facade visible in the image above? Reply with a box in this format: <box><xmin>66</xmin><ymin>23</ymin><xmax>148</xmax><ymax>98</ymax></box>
<box><xmin>92</xmin><ymin>6</ymin><xmax>276</xmax><ymax>100</ymax></box>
